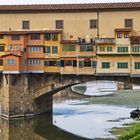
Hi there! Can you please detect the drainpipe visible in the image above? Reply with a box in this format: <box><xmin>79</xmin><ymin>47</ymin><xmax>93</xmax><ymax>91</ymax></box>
<box><xmin>95</xmin><ymin>11</ymin><xmax>100</xmax><ymax>76</ymax></box>
<box><xmin>97</xmin><ymin>11</ymin><xmax>100</xmax><ymax>38</ymax></box>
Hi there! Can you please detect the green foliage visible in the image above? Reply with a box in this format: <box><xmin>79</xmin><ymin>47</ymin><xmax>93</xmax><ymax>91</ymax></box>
<box><xmin>111</xmin><ymin>122</ymin><xmax>140</xmax><ymax>140</ymax></box>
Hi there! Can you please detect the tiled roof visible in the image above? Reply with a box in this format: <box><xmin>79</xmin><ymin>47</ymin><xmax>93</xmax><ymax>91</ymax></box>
<box><xmin>0</xmin><ymin>2</ymin><xmax>140</xmax><ymax>12</ymax></box>
<box><xmin>1</xmin><ymin>53</ymin><xmax>22</xmax><ymax>57</ymax></box>
<box><xmin>131</xmin><ymin>36</ymin><xmax>140</xmax><ymax>44</ymax></box>
<box><xmin>114</xmin><ymin>28</ymin><xmax>132</xmax><ymax>32</ymax></box>
<box><xmin>0</xmin><ymin>30</ymin><xmax>62</xmax><ymax>35</ymax></box>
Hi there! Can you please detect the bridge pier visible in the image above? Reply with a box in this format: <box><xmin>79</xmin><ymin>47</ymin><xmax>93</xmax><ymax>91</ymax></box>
<box><xmin>0</xmin><ymin>74</ymin><xmax>53</xmax><ymax>118</ymax></box>
<box><xmin>1</xmin><ymin>74</ymin><xmax>32</xmax><ymax>118</ymax></box>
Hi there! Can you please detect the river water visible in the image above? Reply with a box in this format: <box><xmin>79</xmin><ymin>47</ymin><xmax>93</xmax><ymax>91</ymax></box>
<box><xmin>0</xmin><ymin>80</ymin><xmax>140</xmax><ymax>140</ymax></box>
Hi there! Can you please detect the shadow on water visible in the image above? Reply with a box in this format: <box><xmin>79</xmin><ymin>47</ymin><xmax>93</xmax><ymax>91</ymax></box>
<box><xmin>0</xmin><ymin>114</ymin><xmax>89</xmax><ymax>140</ymax></box>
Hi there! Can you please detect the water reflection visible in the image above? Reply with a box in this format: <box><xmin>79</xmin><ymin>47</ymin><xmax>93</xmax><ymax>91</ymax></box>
<box><xmin>0</xmin><ymin>114</ymin><xmax>88</xmax><ymax>140</ymax></box>
<box><xmin>72</xmin><ymin>81</ymin><xmax>118</xmax><ymax>96</ymax></box>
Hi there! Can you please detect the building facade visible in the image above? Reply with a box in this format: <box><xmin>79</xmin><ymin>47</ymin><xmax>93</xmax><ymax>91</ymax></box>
<box><xmin>0</xmin><ymin>2</ymin><xmax>140</xmax><ymax>76</ymax></box>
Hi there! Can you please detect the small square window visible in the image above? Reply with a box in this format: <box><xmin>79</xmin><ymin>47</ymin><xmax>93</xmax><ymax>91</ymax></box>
<box><xmin>44</xmin><ymin>33</ymin><xmax>51</xmax><ymax>40</ymax></box>
<box><xmin>124</xmin><ymin>33</ymin><xmax>129</xmax><ymax>38</ymax></box>
<box><xmin>22</xmin><ymin>21</ymin><xmax>30</xmax><ymax>29</ymax></box>
<box><xmin>117</xmin><ymin>33</ymin><xmax>122</xmax><ymax>38</ymax></box>
<box><xmin>90</xmin><ymin>20</ymin><xmax>98</xmax><ymax>29</ymax></box>
<box><xmin>125</xmin><ymin>19</ymin><xmax>133</xmax><ymax>28</ymax></box>
<box><xmin>44</xmin><ymin>46</ymin><xmax>50</xmax><ymax>53</ymax></box>
<box><xmin>52</xmin><ymin>34</ymin><xmax>58</xmax><ymax>41</ymax></box>
<box><xmin>52</xmin><ymin>46</ymin><xmax>58</xmax><ymax>54</ymax></box>
<box><xmin>56</xmin><ymin>20</ymin><xmax>63</xmax><ymax>29</ymax></box>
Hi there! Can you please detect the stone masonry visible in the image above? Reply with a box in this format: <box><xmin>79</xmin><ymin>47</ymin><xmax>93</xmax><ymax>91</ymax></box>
<box><xmin>0</xmin><ymin>73</ymin><xmax>139</xmax><ymax>118</ymax></box>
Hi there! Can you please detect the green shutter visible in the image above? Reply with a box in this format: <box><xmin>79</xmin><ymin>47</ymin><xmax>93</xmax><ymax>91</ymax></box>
<box><xmin>79</xmin><ymin>61</ymin><xmax>84</xmax><ymax>68</ymax></box>
<box><xmin>102</xmin><ymin>62</ymin><xmax>110</xmax><ymax>69</ymax></box>
<box><xmin>135</xmin><ymin>62</ymin><xmax>140</xmax><ymax>69</ymax></box>
<box><xmin>117</xmin><ymin>62</ymin><xmax>128</xmax><ymax>69</ymax></box>
<box><xmin>44</xmin><ymin>61</ymin><xmax>49</xmax><ymax>66</ymax></box>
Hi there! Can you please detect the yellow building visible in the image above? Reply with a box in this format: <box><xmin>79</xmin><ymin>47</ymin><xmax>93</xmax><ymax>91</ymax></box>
<box><xmin>44</xmin><ymin>31</ymin><xmax>62</xmax><ymax>73</ymax></box>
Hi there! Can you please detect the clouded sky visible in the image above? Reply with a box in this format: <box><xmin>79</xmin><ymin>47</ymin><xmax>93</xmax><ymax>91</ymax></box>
<box><xmin>0</xmin><ymin>0</ymin><xmax>140</xmax><ymax>5</ymax></box>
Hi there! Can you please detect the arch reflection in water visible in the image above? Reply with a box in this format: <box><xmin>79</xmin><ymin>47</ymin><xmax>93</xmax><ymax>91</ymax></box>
<box><xmin>72</xmin><ymin>80</ymin><xmax>134</xmax><ymax>96</ymax></box>
<box><xmin>0</xmin><ymin>114</ymin><xmax>88</xmax><ymax>140</ymax></box>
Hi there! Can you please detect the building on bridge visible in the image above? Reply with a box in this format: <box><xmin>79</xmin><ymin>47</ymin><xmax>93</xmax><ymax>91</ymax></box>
<box><xmin>0</xmin><ymin>3</ymin><xmax>140</xmax><ymax>76</ymax></box>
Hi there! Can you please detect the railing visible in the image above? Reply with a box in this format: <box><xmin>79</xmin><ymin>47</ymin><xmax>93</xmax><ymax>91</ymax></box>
<box><xmin>95</xmin><ymin>38</ymin><xmax>115</xmax><ymax>44</ymax></box>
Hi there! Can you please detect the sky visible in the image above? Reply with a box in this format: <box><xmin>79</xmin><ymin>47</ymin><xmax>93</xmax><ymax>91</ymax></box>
<box><xmin>0</xmin><ymin>0</ymin><xmax>140</xmax><ymax>5</ymax></box>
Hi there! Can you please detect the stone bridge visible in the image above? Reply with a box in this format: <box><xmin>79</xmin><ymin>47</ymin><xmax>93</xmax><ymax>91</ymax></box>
<box><xmin>0</xmin><ymin>73</ymin><xmax>139</xmax><ymax>118</ymax></box>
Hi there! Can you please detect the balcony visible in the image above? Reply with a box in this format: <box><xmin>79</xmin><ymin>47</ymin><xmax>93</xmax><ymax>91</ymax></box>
<box><xmin>95</xmin><ymin>38</ymin><xmax>115</xmax><ymax>45</ymax></box>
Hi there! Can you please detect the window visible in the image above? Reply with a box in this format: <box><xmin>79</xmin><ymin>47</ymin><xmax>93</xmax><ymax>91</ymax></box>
<box><xmin>60</xmin><ymin>60</ymin><xmax>64</xmax><ymax>67</ymax></box>
<box><xmin>117</xmin><ymin>33</ymin><xmax>122</xmax><ymax>38</ymax></box>
<box><xmin>135</xmin><ymin>62</ymin><xmax>140</xmax><ymax>69</ymax></box>
<box><xmin>0</xmin><ymin>46</ymin><xmax>4</xmax><ymax>52</ymax></box>
<box><xmin>99</xmin><ymin>46</ymin><xmax>105</xmax><ymax>52</ymax></box>
<box><xmin>0</xmin><ymin>35</ymin><xmax>3</xmax><ymax>39</ymax></box>
<box><xmin>30</xmin><ymin>46</ymin><xmax>41</xmax><ymax>52</ymax></box>
<box><xmin>73</xmin><ymin>60</ymin><xmax>77</xmax><ymax>67</ymax></box>
<box><xmin>11</xmin><ymin>35</ymin><xmax>20</xmax><ymax>40</ymax></box>
<box><xmin>16</xmin><ymin>46</ymin><xmax>20</xmax><ymax>51</ymax></box>
<box><xmin>80</xmin><ymin>45</ymin><xmax>93</xmax><ymax>52</ymax></box>
<box><xmin>52</xmin><ymin>34</ymin><xmax>58</xmax><ymax>41</ymax></box>
<box><xmin>125</xmin><ymin>19</ymin><xmax>133</xmax><ymax>28</ymax></box>
<box><xmin>124</xmin><ymin>33</ymin><xmax>129</xmax><ymax>38</ymax></box>
<box><xmin>0</xmin><ymin>59</ymin><xmax>3</xmax><ymax>66</ymax></box>
<box><xmin>79</xmin><ymin>61</ymin><xmax>84</xmax><ymax>68</ymax></box>
<box><xmin>44</xmin><ymin>33</ymin><xmax>51</xmax><ymax>40</ymax></box>
<box><xmin>46</xmin><ymin>61</ymin><xmax>59</xmax><ymax>66</ymax></box>
<box><xmin>63</xmin><ymin>45</ymin><xmax>75</xmax><ymax>51</ymax></box>
<box><xmin>6</xmin><ymin>59</ymin><xmax>16</xmax><ymax>65</ymax></box>
<box><xmin>56</xmin><ymin>20</ymin><xmax>63</xmax><ymax>29</ymax></box>
<box><xmin>30</xmin><ymin>34</ymin><xmax>40</xmax><ymax>40</ymax></box>
<box><xmin>52</xmin><ymin>46</ymin><xmax>58</xmax><ymax>54</ymax></box>
<box><xmin>102</xmin><ymin>62</ymin><xmax>110</xmax><ymax>69</ymax></box>
<box><xmin>92</xmin><ymin>61</ymin><xmax>97</xmax><ymax>67</ymax></box>
<box><xmin>44</xmin><ymin>46</ymin><xmax>50</xmax><ymax>53</ymax></box>
<box><xmin>22</xmin><ymin>20</ymin><xmax>30</xmax><ymax>29</ymax></box>
<box><xmin>29</xmin><ymin>59</ymin><xmax>41</xmax><ymax>65</ymax></box>
<box><xmin>84</xmin><ymin>61</ymin><xmax>91</xmax><ymax>67</ymax></box>
<box><xmin>90</xmin><ymin>19</ymin><xmax>97</xmax><ymax>28</ymax></box>
<box><xmin>107</xmin><ymin>46</ymin><xmax>112</xmax><ymax>52</ymax></box>
<box><xmin>24</xmin><ymin>59</ymin><xmax>27</xmax><ymax>65</ymax></box>
<box><xmin>132</xmin><ymin>45</ymin><xmax>140</xmax><ymax>52</ymax></box>
<box><xmin>65</xmin><ymin>60</ymin><xmax>73</xmax><ymax>66</ymax></box>
<box><xmin>118</xmin><ymin>47</ymin><xmax>128</xmax><ymax>52</ymax></box>
<box><xmin>23</xmin><ymin>48</ymin><xmax>26</xmax><ymax>53</ymax></box>
<box><xmin>117</xmin><ymin>62</ymin><xmax>128</xmax><ymax>69</ymax></box>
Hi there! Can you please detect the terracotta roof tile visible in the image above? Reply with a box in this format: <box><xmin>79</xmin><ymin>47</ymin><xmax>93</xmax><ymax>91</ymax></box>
<box><xmin>131</xmin><ymin>36</ymin><xmax>140</xmax><ymax>44</ymax></box>
<box><xmin>114</xmin><ymin>28</ymin><xmax>132</xmax><ymax>32</ymax></box>
<box><xmin>0</xmin><ymin>30</ymin><xmax>62</xmax><ymax>35</ymax></box>
<box><xmin>0</xmin><ymin>2</ymin><xmax>140</xmax><ymax>12</ymax></box>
